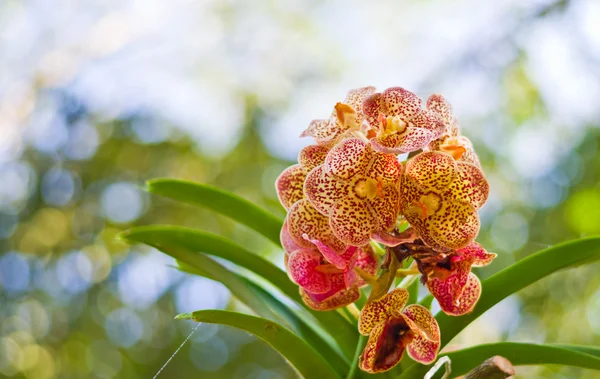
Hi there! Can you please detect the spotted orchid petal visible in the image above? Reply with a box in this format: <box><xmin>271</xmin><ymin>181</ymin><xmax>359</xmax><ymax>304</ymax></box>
<box><xmin>411</xmin><ymin>109</ymin><xmax>445</xmax><ymax>138</ymax></box>
<box><xmin>355</xmin><ymin>246</ymin><xmax>378</xmax><ymax>278</ymax></box>
<box><xmin>280</xmin><ymin>220</ymin><xmax>303</xmax><ymax>254</ymax></box>
<box><xmin>275</xmin><ymin>164</ymin><xmax>306</xmax><ymax>210</ymax></box>
<box><xmin>358</xmin><ymin>288</ymin><xmax>409</xmax><ymax>335</ymax></box>
<box><xmin>371</xmin><ymin>228</ymin><xmax>418</xmax><ymax>247</ymax></box>
<box><xmin>343</xmin><ymin>86</ymin><xmax>377</xmax><ymax>121</ymax></box>
<box><xmin>457</xmin><ymin>242</ymin><xmax>496</xmax><ymax>267</ymax></box>
<box><xmin>403</xmin><ymin>151</ymin><xmax>456</xmax><ymax>191</ymax></box>
<box><xmin>367</xmin><ymin>152</ymin><xmax>402</xmax><ymax>185</ymax></box>
<box><xmin>368</xmin><ymin>184</ymin><xmax>400</xmax><ymax>232</ymax></box>
<box><xmin>300</xmin><ymin>272</ymin><xmax>360</xmax><ymax>311</ymax></box>
<box><xmin>426</xmin><ymin>256</ymin><xmax>472</xmax><ymax>312</ymax></box>
<box><xmin>400</xmin><ymin>151</ymin><xmax>486</xmax><ymax>251</ymax></box>
<box><xmin>330</xmin><ymin>196</ymin><xmax>375</xmax><ymax>246</ymax></box>
<box><xmin>370</xmin><ymin>127</ymin><xmax>436</xmax><ymax>155</ymax></box>
<box><xmin>381</xmin><ymin>87</ymin><xmax>422</xmax><ymax>120</ymax></box>
<box><xmin>426</xmin><ymin>94</ymin><xmax>460</xmax><ymax>138</ymax></box>
<box><xmin>359</xmin><ymin>315</ymin><xmax>412</xmax><ymax>373</ymax></box>
<box><xmin>298</xmin><ymin>144</ymin><xmax>330</xmax><ymax>172</ymax></box>
<box><xmin>303</xmin><ymin>165</ymin><xmax>349</xmax><ymax>216</ymax></box>
<box><xmin>304</xmin><ymin>236</ymin><xmax>357</xmax><ymax>270</ymax></box>
<box><xmin>286</xmin><ymin>199</ymin><xmax>347</xmax><ymax>252</ymax></box>
<box><xmin>325</xmin><ymin>138</ymin><xmax>373</xmax><ymax>180</ymax></box>
<box><xmin>402</xmin><ymin>304</ymin><xmax>440</xmax><ymax>364</ymax></box>
<box><xmin>287</xmin><ymin>249</ymin><xmax>332</xmax><ymax>294</ymax></box>
<box><xmin>429</xmin><ymin>200</ymin><xmax>480</xmax><ymax>250</ymax></box>
<box><xmin>426</xmin><ymin>94</ymin><xmax>453</xmax><ymax>125</ymax></box>
<box><xmin>300</xmin><ymin>119</ymin><xmax>338</xmax><ymax>144</ymax></box>
<box><xmin>445</xmin><ymin>161</ymin><xmax>489</xmax><ymax>210</ymax></box>
<box><xmin>436</xmin><ymin>272</ymin><xmax>481</xmax><ymax>316</ymax></box>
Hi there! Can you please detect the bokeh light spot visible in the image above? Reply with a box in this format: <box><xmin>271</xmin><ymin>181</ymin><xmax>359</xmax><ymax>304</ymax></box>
<box><xmin>105</xmin><ymin>308</ymin><xmax>144</xmax><ymax>348</ymax></box>
<box><xmin>565</xmin><ymin>188</ymin><xmax>600</xmax><ymax>235</ymax></box>
<box><xmin>101</xmin><ymin>182</ymin><xmax>144</xmax><ymax>224</ymax></box>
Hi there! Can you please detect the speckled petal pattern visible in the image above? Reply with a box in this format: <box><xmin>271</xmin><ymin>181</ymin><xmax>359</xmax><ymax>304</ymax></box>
<box><xmin>275</xmin><ymin>164</ymin><xmax>306</xmax><ymax>210</ymax></box>
<box><xmin>286</xmin><ymin>199</ymin><xmax>347</xmax><ymax>252</ymax></box>
<box><xmin>358</xmin><ymin>288</ymin><xmax>409</xmax><ymax>335</ymax></box>
<box><xmin>325</xmin><ymin>138</ymin><xmax>373</xmax><ymax>180</ymax></box>
<box><xmin>402</xmin><ymin>305</ymin><xmax>440</xmax><ymax>364</ymax></box>
<box><xmin>287</xmin><ymin>249</ymin><xmax>332</xmax><ymax>294</ymax></box>
<box><xmin>298</xmin><ymin>144</ymin><xmax>330</xmax><ymax>172</ymax></box>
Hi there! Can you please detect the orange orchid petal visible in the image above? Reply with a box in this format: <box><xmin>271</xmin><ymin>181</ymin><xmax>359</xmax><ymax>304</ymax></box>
<box><xmin>358</xmin><ymin>288</ymin><xmax>409</xmax><ymax>335</ymax></box>
<box><xmin>329</xmin><ymin>196</ymin><xmax>374</xmax><ymax>246</ymax></box>
<box><xmin>303</xmin><ymin>165</ymin><xmax>349</xmax><ymax>216</ymax></box>
<box><xmin>381</xmin><ymin>87</ymin><xmax>422</xmax><ymax>121</ymax></box>
<box><xmin>325</xmin><ymin>138</ymin><xmax>373</xmax><ymax>180</ymax></box>
<box><xmin>286</xmin><ymin>199</ymin><xmax>347</xmax><ymax>252</ymax></box>
<box><xmin>275</xmin><ymin>164</ymin><xmax>306</xmax><ymax>210</ymax></box>
<box><xmin>287</xmin><ymin>249</ymin><xmax>332</xmax><ymax>294</ymax></box>
<box><xmin>359</xmin><ymin>316</ymin><xmax>411</xmax><ymax>373</ymax></box>
<box><xmin>402</xmin><ymin>304</ymin><xmax>440</xmax><ymax>364</ymax></box>
<box><xmin>298</xmin><ymin>144</ymin><xmax>330</xmax><ymax>172</ymax></box>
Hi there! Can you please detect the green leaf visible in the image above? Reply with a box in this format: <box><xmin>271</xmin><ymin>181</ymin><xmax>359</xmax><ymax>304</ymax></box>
<box><xmin>174</xmin><ymin>259</ymin><xmax>350</xmax><ymax>375</ymax></box>
<box><xmin>141</xmin><ymin>245</ymin><xmax>279</xmax><ymax>321</ymax></box>
<box><xmin>121</xmin><ymin>226</ymin><xmax>297</xmax><ymax>300</ymax></box>
<box><xmin>406</xmin><ymin>278</ymin><xmax>419</xmax><ymax>306</ymax></box>
<box><xmin>147</xmin><ymin>179</ymin><xmax>283</xmax><ymax>245</ymax></box>
<box><xmin>120</xmin><ymin>226</ymin><xmax>358</xmax><ymax>357</ymax></box>
<box><xmin>243</xmin><ymin>278</ymin><xmax>350</xmax><ymax>374</ymax></box>
<box><xmin>398</xmin><ymin>343</ymin><xmax>600</xmax><ymax>378</ymax></box>
<box><xmin>435</xmin><ymin>237</ymin><xmax>600</xmax><ymax>349</ymax></box>
<box><xmin>178</xmin><ymin>310</ymin><xmax>342</xmax><ymax>379</ymax></box>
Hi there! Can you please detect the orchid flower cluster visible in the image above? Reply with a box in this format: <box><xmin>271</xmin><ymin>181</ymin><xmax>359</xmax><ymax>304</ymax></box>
<box><xmin>275</xmin><ymin>86</ymin><xmax>494</xmax><ymax>373</ymax></box>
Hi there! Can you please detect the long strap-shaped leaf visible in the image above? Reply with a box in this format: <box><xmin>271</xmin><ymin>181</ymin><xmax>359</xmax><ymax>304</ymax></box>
<box><xmin>398</xmin><ymin>343</ymin><xmax>600</xmax><ymax>378</ymax></box>
<box><xmin>121</xmin><ymin>226</ymin><xmax>297</xmax><ymax>300</ymax></box>
<box><xmin>147</xmin><ymin>245</ymin><xmax>279</xmax><ymax>321</ymax></box>
<box><xmin>174</xmin><ymin>258</ymin><xmax>351</xmax><ymax>375</ymax></box>
<box><xmin>176</xmin><ymin>310</ymin><xmax>342</xmax><ymax>379</ymax></box>
<box><xmin>120</xmin><ymin>227</ymin><xmax>359</xmax><ymax>358</ymax></box>
<box><xmin>401</xmin><ymin>237</ymin><xmax>600</xmax><ymax>377</ymax></box>
<box><xmin>147</xmin><ymin>179</ymin><xmax>283</xmax><ymax>245</ymax></box>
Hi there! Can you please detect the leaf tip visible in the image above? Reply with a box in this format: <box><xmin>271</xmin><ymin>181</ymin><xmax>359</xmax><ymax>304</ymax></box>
<box><xmin>174</xmin><ymin>312</ymin><xmax>194</xmax><ymax>320</ymax></box>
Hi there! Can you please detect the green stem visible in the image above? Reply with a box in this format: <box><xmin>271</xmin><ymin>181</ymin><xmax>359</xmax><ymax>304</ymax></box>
<box><xmin>346</xmin><ymin>335</ymin><xmax>368</xmax><ymax>379</ymax></box>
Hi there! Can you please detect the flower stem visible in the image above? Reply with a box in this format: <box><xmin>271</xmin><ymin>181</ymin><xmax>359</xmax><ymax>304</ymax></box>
<box><xmin>346</xmin><ymin>303</ymin><xmax>361</xmax><ymax>319</ymax></box>
<box><xmin>346</xmin><ymin>335</ymin><xmax>368</xmax><ymax>379</ymax></box>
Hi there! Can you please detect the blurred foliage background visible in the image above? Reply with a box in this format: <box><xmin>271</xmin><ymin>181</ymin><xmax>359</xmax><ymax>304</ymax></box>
<box><xmin>0</xmin><ymin>0</ymin><xmax>599</xmax><ymax>378</ymax></box>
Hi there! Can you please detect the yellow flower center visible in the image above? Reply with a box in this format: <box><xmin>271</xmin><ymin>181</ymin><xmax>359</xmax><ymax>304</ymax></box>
<box><xmin>440</xmin><ymin>137</ymin><xmax>466</xmax><ymax>160</ymax></box>
<box><xmin>384</xmin><ymin>116</ymin><xmax>407</xmax><ymax>135</ymax></box>
<box><xmin>354</xmin><ymin>177</ymin><xmax>380</xmax><ymax>199</ymax></box>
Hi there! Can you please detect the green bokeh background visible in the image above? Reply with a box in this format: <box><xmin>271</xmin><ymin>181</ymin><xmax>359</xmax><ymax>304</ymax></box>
<box><xmin>0</xmin><ymin>0</ymin><xmax>599</xmax><ymax>378</ymax></box>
